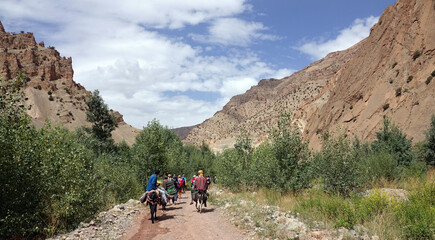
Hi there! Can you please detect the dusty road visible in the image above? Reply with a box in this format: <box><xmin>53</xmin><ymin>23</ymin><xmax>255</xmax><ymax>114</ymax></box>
<box><xmin>124</xmin><ymin>193</ymin><xmax>246</xmax><ymax>240</ymax></box>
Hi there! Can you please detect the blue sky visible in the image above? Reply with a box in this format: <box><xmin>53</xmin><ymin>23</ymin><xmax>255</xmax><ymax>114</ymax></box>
<box><xmin>0</xmin><ymin>0</ymin><xmax>395</xmax><ymax>129</ymax></box>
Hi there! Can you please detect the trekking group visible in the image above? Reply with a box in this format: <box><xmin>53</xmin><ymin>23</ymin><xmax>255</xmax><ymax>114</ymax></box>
<box><xmin>141</xmin><ymin>169</ymin><xmax>213</xmax><ymax>220</ymax></box>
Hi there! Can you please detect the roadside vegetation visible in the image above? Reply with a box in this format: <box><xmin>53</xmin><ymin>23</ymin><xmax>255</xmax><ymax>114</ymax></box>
<box><xmin>213</xmin><ymin>113</ymin><xmax>435</xmax><ymax>240</ymax></box>
<box><xmin>0</xmin><ymin>74</ymin><xmax>214</xmax><ymax>238</ymax></box>
<box><xmin>1</xmin><ymin>74</ymin><xmax>434</xmax><ymax>239</ymax></box>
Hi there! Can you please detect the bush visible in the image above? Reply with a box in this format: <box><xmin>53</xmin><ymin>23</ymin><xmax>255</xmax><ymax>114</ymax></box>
<box><xmin>395</xmin><ymin>87</ymin><xmax>402</xmax><ymax>97</ymax></box>
<box><xmin>383</xmin><ymin>103</ymin><xmax>389</xmax><ymax>111</ymax></box>
<box><xmin>407</xmin><ymin>75</ymin><xmax>413</xmax><ymax>83</ymax></box>
<box><xmin>426</xmin><ymin>76</ymin><xmax>433</xmax><ymax>85</ymax></box>
<box><xmin>315</xmin><ymin>130</ymin><xmax>362</xmax><ymax>195</ymax></box>
<box><xmin>424</xmin><ymin>115</ymin><xmax>435</xmax><ymax>165</ymax></box>
<box><xmin>271</xmin><ymin>113</ymin><xmax>311</xmax><ymax>192</ymax></box>
<box><xmin>395</xmin><ymin>184</ymin><xmax>435</xmax><ymax>239</ymax></box>
<box><xmin>392</xmin><ymin>62</ymin><xmax>398</xmax><ymax>69</ymax></box>
<box><xmin>248</xmin><ymin>143</ymin><xmax>278</xmax><ymax>189</ymax></box>
<box><xmin>372</xmin><ymin>118</ymin><xmax>413</xmax><ymax>166</ymax></box>
<box><xmin>412</xmin><ymin>50</ymin><xmax>421</xmax><ymax>60</ymax></box>
<box><xmin>359</xmin><ymin>150</ymin><xmax>401</xmax><ymax>182</ymax></box>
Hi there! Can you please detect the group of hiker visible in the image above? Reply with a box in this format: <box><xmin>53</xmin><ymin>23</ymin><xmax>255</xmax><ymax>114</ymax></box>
<box><xmin>144</xmin><ymin>169</ymin><xmax>212</xmax><ymax>208</ymax></box>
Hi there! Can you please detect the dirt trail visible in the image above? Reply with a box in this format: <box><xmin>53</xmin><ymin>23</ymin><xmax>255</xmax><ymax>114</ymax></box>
<box><xmin>124</xmin><ymin>193</ymin><xmax>246</xmax><ymax>240</ymax></box>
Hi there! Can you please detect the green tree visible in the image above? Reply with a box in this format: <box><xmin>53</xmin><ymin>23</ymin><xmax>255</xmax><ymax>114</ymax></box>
<box><xmin>271</xmin><ymin>113</ymin><xmax>311</xmax><ymax>192</ymax></box>
<box><xmin>316</xmin><ymin>130</ymin><xmax>362</xmax><ymax>195</ymax></box>
<box><xmin>132</xmin><ymin>119</ymin><xmax>180</xmax><ymax>188</ymax></box>
<box><xmin>424</xmin><ymin>115</ymin><xmax>435</xmax><ymax>165</ymax></box>
<box><xmin>234</xmin><ymin>129</ymin><xmax>253</xmax><ymax>174</ymax></box>
<box><xmin>371</xmin><ymin>118</ymin><xmax>413</xmax><ymax>166</ymax></box>
<box><xmin>84</xmin><ymin>90</ymin><xmax>118</xmax><ymax>153</ymax></box>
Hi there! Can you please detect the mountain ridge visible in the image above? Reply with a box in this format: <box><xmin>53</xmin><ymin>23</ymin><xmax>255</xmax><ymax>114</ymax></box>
<box><xmin>184</xmin><ymin>0</ymin><xmax>435</xmax><ymax>151</ymax></box>
<box><xmin>0</xmin><ymin>22</ymin><xmax>140</xmax><ymax>144</ymax></box>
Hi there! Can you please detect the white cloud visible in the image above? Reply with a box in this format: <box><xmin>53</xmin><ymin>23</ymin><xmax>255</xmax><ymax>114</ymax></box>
<box><xmin>298</xmin><ymin>16</ymin><xmax>379</xmax><ymax>60</ymax></box>
<box><xmin>0</xmin><ymin>0</ymin><xmax>293</xmax><ymax>128</ymax></box>
<box><xmin>191</xmin><ymin>18</ymin><xmax>278</xmax><ymax>46</ymax></box>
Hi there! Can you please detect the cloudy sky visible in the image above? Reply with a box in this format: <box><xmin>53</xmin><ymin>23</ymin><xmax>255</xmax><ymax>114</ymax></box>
<box><xmin>0</xmin><ymin>0</ymin><xmax>395</xmax><ymax>129</ymax></box>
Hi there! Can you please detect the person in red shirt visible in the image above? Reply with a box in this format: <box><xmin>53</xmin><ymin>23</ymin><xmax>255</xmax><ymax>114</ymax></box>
<box><xmin>190</xmin><ymin>175</ymin><xmax>197</xmax><ymax>205</ymax></box>
<box><xmin>194</xmin><ymin>170</ymin><xmax>209</xmax><ymax>207</ymax></box>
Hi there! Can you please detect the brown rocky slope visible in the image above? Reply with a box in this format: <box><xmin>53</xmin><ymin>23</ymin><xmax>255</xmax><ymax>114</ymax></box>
<box><xmin>185</xmin><ymin>0</ymin><xmax>435</xmax><ymax>151</ymax></box>
<box><xmin>0</xmin><ymin>21</ymin><xmax>140</xmax><ymax>144</ymax></box>
<box><xmin>184</xmin><ymin>34</ymin><xmax>362</xmax><ymax>151</ymax></box>
<box><xmin>295</xmin><ymin>0</ymin><xmax>435</xmax><ymax>149</ymax></box>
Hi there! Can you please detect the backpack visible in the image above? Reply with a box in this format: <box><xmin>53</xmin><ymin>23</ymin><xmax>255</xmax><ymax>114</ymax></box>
<box><xmin>177</xmin><ymin>178</ymin><xmax>184</xmax><ymax>188</ymax></box>
<box><xmin>166</xmin><ymin>179</ymin><xmax>177</xmax><ymax>195</ymax></box>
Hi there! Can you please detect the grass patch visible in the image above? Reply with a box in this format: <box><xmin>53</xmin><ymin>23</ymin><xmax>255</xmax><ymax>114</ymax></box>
<box><xmin>212</xmin><ymin>168</ymin><xmax>435</xmax><ymax>240</ymax></box>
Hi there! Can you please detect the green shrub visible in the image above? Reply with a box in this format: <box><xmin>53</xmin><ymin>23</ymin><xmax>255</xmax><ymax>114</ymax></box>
<box><xmin>395</xmin><ymin>87</ymin><xmax>402</xmax><ymax>97</ymax></box>
<box><xmin>412</xmin><ymin>50</ymin><xmax>421</xmax><ymax>60</ymax></box>
<box><xmin>424</xmin><ymin>115</ymin><xmax>435</xmax><ymax>165</ymax></box>
<box><xmin>432</xmin><ymin>70</ymin><xmax>435</xmax><ymax>77</ymax></box>
<box><xmin>248</xmin><ymin>143</ymin><xmax>278</xmax><ymax>189</ymax></box>
<box><xmin>395</xmin><ymin>184</ymin><xmax>435</xmax><ymax>239</ymax></box>
<box><xmin>359</xmin><ymin>151</ymin><xmax>401</xmax><ymax>182</ymax></box>
<box><xmin>372</xmin><ymin>118</ymin><xmax>413</xmax><ymax>166</ymax></box>
<box><xmin>392</xmin><ymin>62</ymin><xmax>398</xmax><ymax>69</ymax></box>
<box><xmin>383</xmin><ymin>103</ymin><xmax>389</xmax><ymax>111</ymax></box>
<box><xmin>407</xmin><ymin>75</ymin><xmax>413</xmax><ymax>83</ymax></box>
<box><xmin>215</xmin><ymin>149</ymin><xmax>243</xmax><ymax>189</ymax></box>
<box><xmin>426</xmin><ymin>76</ymin><xmax>433</xmax><ymax>85</ymax></box>
<box><xmin>349</xmin><ymin>105</ymin><xmax>353</xmax><ymax>110</ymax></box>
<box><xmin>315</xmin><ymin>130</ymin><xmax>362</xmax><ymax>195</ymax></box>
<box><xmin>271</xmin><ymin>113</ymin><xmax>311</xmax><ymax>192</ymax></box>
<box><xmin>48</xmin><ymin>95</ymin><xmax>54</xmax><ymax>101</ymax></box>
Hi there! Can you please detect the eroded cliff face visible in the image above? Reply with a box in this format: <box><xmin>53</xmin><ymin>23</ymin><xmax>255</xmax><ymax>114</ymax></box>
<box><xmin>0</xmin><ymin>22</ymin><xmax>139</xmax><ymax>144</ymax></box>
<box><xmin>185</xmin><ymin>0</ymin><xmax>434</xmax><ymax>151</ymax></box>
<box><xmin>296</xmin><ymin>0</ymin><xmax>435</xmax><ymax>149</ymax></box>
<box><xmin>184</xmin><ymin>43</ymin><xmax>361</xmax><ymax>151</ymax></box>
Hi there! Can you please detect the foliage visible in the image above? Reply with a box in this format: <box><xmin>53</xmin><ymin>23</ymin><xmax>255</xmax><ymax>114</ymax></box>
<box><xmin>248</xmin><ymin>143</ymin><xmax>279</xmax><ymax>189</ymax></box>
<box><xmin>424</xmin><ymin>115</ymin><xmax>435</xmax><ymax>165</ymax></box>
<box><xmin>215</xmin><ymin>149</ymin><xmax>243</xmax><ymax>189</ymax></box>
<box><xmin>426</xmin><ymin>76</ymin><xmax>433</xmax><ymax>85</ymax></box>
<box><xmin>412</xmin><ymin>50</ymin><xmax>421</xmax><ymax>60</ymax></box>
<box><xmin>271</xmin><ymin>113</ymin><xmax>311</xmax><ymax>192</ymax></box>
<box><xmin>372</xmin><ymin>118</ymin><xmax>413</xmax><ymax>166</ymax></box>
<box><xmin>383</xmin><ymin>103</ymin><xmax>389</xmax><ymax>111</ymax></box>
<box><xmin>358</xmin><ymin>150</ymin><xmax>401</xmax><ymax>182</ymax></box>
<box><xmin>315</xmin><ymin>130</ymin><xmax>362</xmax><ymax>195</ymax></box>
<box><xmin>395</xmin><ymin>183</ymin><xmax>435</xmax><ymax>239</ymax></box>
<box><xmin>84</xmin><ymin>90</ymin><xmax>118</xmax><ymax>153</ymax></box>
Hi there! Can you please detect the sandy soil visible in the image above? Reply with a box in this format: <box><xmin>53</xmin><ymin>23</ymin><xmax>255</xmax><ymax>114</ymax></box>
<box><xmin>124</xmin><ymin>193</ymin><xmax>246</xmax><ymax>240</ymax></box>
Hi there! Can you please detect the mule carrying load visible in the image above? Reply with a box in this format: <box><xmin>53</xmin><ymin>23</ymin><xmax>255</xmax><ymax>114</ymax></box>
<box><xmin>192</xmin><ymin>170</ymin><xmax>210</xmax><ymax>213</ymax></box>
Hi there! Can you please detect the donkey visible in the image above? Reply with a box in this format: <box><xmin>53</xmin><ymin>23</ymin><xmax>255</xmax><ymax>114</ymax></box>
<box><xmin>194</xmin><ymin>190</ymin><xmax>207</xmax><ymax>213</ymax></box>
<box><xmin>146</xmin><ymin>190</ymin><xmax>160</xmax><ymax>223</ymax></box>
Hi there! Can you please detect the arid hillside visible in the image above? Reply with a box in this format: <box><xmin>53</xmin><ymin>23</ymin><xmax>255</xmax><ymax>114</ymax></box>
<box><xmin>0</xmin><ymin>21</ymin><xmax>140</xmax><ymax>144</ymax></box>
<box><xmin>185</xmin><ymin>0</ymin><xmax>435</xmax><ymax>151</ymax></box>
<box><xmin>183</xmin><ymin>35</ymin><xmax>361</xmax><ymax>151</ymax></box>
<box><xmin>296</xmin><ymin>0</ymin><xmax>435</xmax><ymax>149</ymax></box>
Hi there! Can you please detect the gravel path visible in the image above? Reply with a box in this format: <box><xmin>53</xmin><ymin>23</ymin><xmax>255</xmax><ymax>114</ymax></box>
<box><xmin>124</xmin><ymin>193</ymin><xmax>246</xmax><ymax>240</ymax></box>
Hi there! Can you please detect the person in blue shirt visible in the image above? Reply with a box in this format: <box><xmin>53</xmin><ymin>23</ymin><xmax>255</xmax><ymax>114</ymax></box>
<box><xmin>146</xmin><ymin>170</ymin><xmax>160</xmax><ymax>192</ymax></box>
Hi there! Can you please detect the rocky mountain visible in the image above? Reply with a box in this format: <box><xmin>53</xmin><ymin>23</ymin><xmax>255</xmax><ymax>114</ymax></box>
<box><xmin>295</xmin><ymin>0</ymin><xmax>435</xmax><ymax>149</ymax></box>
<box><xmin>184</xmin><ymin>0</ymin><xmax>435</xmax><ymax>151</ymax></box>
<box><xmin>0</xmin><ymin>21</ymin><xmax>140</xmax><ymax>144</ymax></box>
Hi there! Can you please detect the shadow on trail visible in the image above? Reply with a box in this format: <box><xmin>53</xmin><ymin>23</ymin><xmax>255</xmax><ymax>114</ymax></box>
<box><xmin>156</xmin><ymin>213</ymin><xmax>175</xmax><ymax>222</ymax></box>
<box><xmin>163</xmin><ymin>206</ymin><xmax>182</xmax><ymax>211</ymax></box>
<box><xmin>200</xmin><ymin>208</ymin><xmax>215</xmax><ymax>213</ymax></box>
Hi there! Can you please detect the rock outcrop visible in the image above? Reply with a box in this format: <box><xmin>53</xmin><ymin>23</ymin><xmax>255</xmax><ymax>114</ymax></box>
<box><xmin>296</xmin><ymin>0</ymin><xmax>435</xmax><ymax>149</ymax></box>
<box><xmin>184</xmin><ymin>38</ymin><xmax>361</xmax><ymax>151</ymax></box>
<box><xmin>0</xmin><ymin>21</ymin><xmax>140</xmax><ymax>144</ymax></box>
<box><xmin>184</xmin><ymin>0</ymin><xmax>435</xmax><ymax>151</ymax></box>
